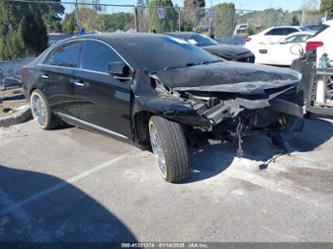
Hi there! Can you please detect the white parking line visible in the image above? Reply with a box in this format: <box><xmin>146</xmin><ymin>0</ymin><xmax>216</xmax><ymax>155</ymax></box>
<box><xmin>0</xmin><ymin>188</ymin><xmax>52</xmax><ymax>241</ymax></box>
<box><xmin>0</xmin><ymin>155</ymin><xmax>130</xmax><ymax>217</ymax></box>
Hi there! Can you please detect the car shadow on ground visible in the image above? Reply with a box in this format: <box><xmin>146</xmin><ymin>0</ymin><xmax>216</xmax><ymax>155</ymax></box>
<box><xmin>182</xmin><ymin>118</ymin><xmax>333</xmax><ymax>183</ymax></box>
<box><xmin>0</xmin><ymin>165</ymin><xmax>137</xmax><ymax>243</ymax></box>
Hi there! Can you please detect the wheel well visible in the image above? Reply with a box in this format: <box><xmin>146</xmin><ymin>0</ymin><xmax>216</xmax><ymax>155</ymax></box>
<box><xmin>29</xmin><ymin>88</ymin><xmax>37</xmax><ymax>98</ymax></box>
<box><xmin>133</xmin><ymin>111</ymin><xmax>153</xmax><ymax>147</ymax></box>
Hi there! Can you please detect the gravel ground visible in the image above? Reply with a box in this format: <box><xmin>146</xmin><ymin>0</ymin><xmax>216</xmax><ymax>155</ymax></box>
<box><xmin>0</xmin><ymin>118</ymin><xmax>333</xmax><ymax>243</ymax></box>
<box><xmin>0</xmin><ymin>88</ymin><xmax>27</xmax><ymax>118</ymax></box>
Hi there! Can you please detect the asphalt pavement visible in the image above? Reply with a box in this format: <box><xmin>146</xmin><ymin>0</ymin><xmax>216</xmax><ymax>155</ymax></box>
<box><xmin>0</xmin><ymin>118</ymin><xmax>333</xmax><ymax>242</ymax></box>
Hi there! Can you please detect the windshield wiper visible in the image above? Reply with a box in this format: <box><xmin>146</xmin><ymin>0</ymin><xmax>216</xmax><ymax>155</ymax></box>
<box><xmin>162</xmin><ymin>63</ymin><xmax>198</xmax><ymax>71</ymax></box>
<box><xmin>185</xmin><ymin>62</ymin><xmax>196</xmax><ymax>67</ymax></box>
<box><xmin>158</xmin><ymin>59</ymin><xmax>222</xmax><ymax>72</ymax></box>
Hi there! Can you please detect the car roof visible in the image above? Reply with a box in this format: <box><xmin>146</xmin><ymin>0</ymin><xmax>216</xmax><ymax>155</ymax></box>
<box><xmin>324</xmin><ymin>19</ymin><xmax>333</xmax><ymax>26</ymax></box>
<box><xmin>167</xmin><ymin>32</ymin><xmax>197</xmax><ymax>36</ymax></box>
<box><xmin>52</xmin><ymin>32</ymin><xmax>176</xmax><ymax>49</ymax></box>
<box><xmin>261</xmin><ymin>26</ymin><xmax>302</xmax><ymax>33</ymax></box>
<box><xmin>166</xmin><ymin>32</ymin><xmax>199</xmax><ymax>38</ymax></box>
<box><xmin>67</xmin><ymin>32</ymin><xmax>164</xmax><ymax>43</ymax></box>
<box><xmin>258</xmin><ymin>26</ymin><xmax>301</xmax><ymax>35</ymax></box>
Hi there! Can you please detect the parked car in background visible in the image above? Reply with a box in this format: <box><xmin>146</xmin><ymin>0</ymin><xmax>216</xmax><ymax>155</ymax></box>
<box><xmin>252</xmin><ymin>31</ymin><xmax>314</xmax><ymax>66</ymax></box>
<box><xmin>304</xmin><ymin>23</ymin><xmax>329</xmax><ymax>32</ymax></box>
<box><xmin>22</xmin><ymin>33</ymin><xmax>304</xmax><ymax>183</ymax></box>
<box><xmin>305</xmin><ymin>20</ymin><xmax>333</xmax><ymax>61</ymax></box>
<box><xmin>245</xmin><ymin>26</ymin><xmax>308</xmax><ymax>47</ymax></box>
<box><xmin>167</xmin><ymin>32</ymin><xmax>255</xmax><ymax>63</ymax></box>
<box><xmin>217</xmin><ymin>35</ymin><xmax>247</xmax><ymax>46</ymax></box>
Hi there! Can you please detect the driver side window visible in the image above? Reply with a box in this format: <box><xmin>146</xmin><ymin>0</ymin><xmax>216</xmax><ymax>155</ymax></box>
<box><xmin>81</xmin><ymin>40</ymin><xmax>122</xmax><ymax>73</ymax></box>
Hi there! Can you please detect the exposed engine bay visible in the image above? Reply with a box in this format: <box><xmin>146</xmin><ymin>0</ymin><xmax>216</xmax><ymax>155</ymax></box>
<box><xmin>132</xmin><ymin>62</ymin><xmax>305</xmax><ymax>155</ymax></box>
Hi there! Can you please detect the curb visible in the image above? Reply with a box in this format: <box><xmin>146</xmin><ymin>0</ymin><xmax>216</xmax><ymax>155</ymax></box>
<box><xmin>0</xmin><ymin>105</ymin><xmax>32</xmax><ymax>127</ymax></box>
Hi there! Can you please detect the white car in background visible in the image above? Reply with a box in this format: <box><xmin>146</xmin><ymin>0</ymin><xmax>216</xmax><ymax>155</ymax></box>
<box><xmin>305</xmin><ymin>20</ymin><xmax>333</xmax><ymax>62</ymax></box>
<box><xmin>253</xmin><ymin>31</ymin><xmax>314</xmax><ymax>66</ymax></box>
<box><xmin>245</xmin><ymin>26</ymin><xmax>308</xmax><ymax>46</ymax></box>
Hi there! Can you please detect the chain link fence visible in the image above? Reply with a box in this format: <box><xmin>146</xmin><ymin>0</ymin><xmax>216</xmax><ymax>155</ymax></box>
<box><xmin>0</xmin><ymin>0</ymin><xmax>330</xmax><ymax>64</ymax></box>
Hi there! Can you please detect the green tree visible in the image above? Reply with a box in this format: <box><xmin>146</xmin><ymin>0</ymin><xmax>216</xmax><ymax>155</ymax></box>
<box><xmin>77</xmin><ymin>7</ymin><xmax>101</xmax><ymax>31</ymax></box>
<box><xmin>0</xmin><ymin>1</ymin><xmax>48</xmax><ymax>60</ymax></box>
<box><xmin>320</xmin><ymin>0</ymin><xmax>333</xmax><ymax>13</ymax></box>
<box><xmin>40</xmin><ymin>0</ymin><xmax>64</xmax><ymax>33</ymax></box>
<box><xmin>62</xmin><ymin>12</ymin><xmax>77</xmax><ymax>34</ymax></box>
<box><xmin>182</xmin><ymin>0</ymin><xmax>205</xmax><ymax>31</ymax></box>
<box><xmin>42</xmin><ymin>9</ymin><xmax>63</xmax><ymax>33</ymax></box>
<box><xmin>62</xmin><ymin>7</ymin><xmax>103</xmax><ymax>34</ymax></box>
<box><xmin>213</xmin><ymin>3</ymin><xmax>235</xmax><ymax>38</ymax></box>
<box><xmin>99</xmin><ymin>13</ymin><xmax>134</xmax><ymax>32</ymax></box>
<box><xmin>149</xmin><ymin>0</ymin><xmax>178</xmax><ymax>32</ymax></box>
<box><xmin>291</xmin><ymin>15</ymin><xmax>301</xmax><ymax>25</ymax></box>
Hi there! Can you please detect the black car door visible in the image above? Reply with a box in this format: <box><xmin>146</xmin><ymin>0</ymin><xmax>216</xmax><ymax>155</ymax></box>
<box><xmin>73</xmin><ymin>40</ymin><xmax>132</xmax><ymax>138</ymax></box>
<box><xmin>39</xmin><ymin>41</ymin><xmax>83</xmax><ymax>118</ymax></box>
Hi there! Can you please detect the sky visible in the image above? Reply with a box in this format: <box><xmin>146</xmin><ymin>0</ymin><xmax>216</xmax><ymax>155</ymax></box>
<box><xmin>91</xmin><ymin>0</ymin><xmax>319</xmax><ymax>11</ymax></box>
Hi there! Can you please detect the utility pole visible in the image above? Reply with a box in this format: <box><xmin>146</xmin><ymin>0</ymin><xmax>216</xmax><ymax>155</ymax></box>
<box><xmin>178</xmin><ymin>7</ymin><xmax>181</xmax><ymax>32</ymax></box>
<box><xmin>75</xmin><ymin>0</ymin><xmax>81</xmax><ymax>35</ymax></box>
<box><xmin>134</xmin><ymin>5</ymin><xmax>138</xmax><ymax>32</ymax></box>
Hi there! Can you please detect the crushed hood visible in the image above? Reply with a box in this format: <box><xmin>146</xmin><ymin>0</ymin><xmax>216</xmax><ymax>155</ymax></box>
<box><xmin>202</xmin><ymin>44</ymin><xmax>253</xmax><ymax>60</ymax></box>
<box><xmin>153</xmin><ymin>62</ymin><xmax>301</xmax><ymax>95</ymax></box>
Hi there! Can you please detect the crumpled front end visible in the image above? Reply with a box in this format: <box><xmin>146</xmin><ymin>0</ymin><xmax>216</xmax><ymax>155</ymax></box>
<box><xmin>131</xmin><ymin>62</ymin><xmax>305</xmax><ymax>150</ymax></box>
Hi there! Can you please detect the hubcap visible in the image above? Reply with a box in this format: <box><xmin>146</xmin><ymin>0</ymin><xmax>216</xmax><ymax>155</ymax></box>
<box><xmin>149</xmin><ymin>122</ymin><xmax>167</xmax><ymax>178</ymax></box>
<box><xmin>31</xmin><ymin>93</ymin><xmax>47</xmax><ymax>127</ymax></box>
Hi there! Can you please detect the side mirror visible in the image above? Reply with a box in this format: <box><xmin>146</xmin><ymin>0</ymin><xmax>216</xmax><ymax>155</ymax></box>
<box><xmin>108</xmin><ymin>62</ymin><xmax>132</xmax><ymax>80</ymax></box>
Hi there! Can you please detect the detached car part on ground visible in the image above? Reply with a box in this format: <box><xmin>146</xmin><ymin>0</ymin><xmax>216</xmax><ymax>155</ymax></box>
<box><xmin>22</xmin><ymin>34</ymin><xmax>304</xmax><ymax>183</ymax></box>
<box><xmin>167</xmin><ymin>32</ymin><xmax>255</xmax><ymax>63</ymax></box>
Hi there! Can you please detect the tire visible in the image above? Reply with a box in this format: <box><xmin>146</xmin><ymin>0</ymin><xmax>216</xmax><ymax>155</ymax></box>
<box><xmin>30</xmin><ymin>89</ymin><xmax>59</xmax><ymax>130</ymax></box>
<box><xmin>148</xmin><ymin>116</ymin><xmax>190</xmax><ymax>183</ymax></box>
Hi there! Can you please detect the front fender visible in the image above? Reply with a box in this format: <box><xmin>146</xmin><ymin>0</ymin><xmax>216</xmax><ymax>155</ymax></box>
<box><xmin>133</xmin><ymin>95</ymin><xmax>212</xmax><ymax>129</ymax></box>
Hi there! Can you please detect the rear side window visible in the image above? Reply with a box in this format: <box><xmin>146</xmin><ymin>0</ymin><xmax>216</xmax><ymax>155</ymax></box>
<box><xmin>44</xmin><ymin>42</ymin><xmax>82</xmax><ymax>67</ymax></box>
<box><xmin>266</xmin><ymin>28</ymin><xmax>284</xmax><ymax>35</ymax></box>
<box><xmin>284</xmin><ymin>28</ymin><xmax>299</xmax><ymax>35</ymax></box>
<box><xmin>81</xmin><ymin>41</ymin><xmax>122</xmax><ymax>73</ymax></box>
<box><xmin>266</xmin><ymin>28</ymin><xmax>298</xmax><ymax>36</ymax></box>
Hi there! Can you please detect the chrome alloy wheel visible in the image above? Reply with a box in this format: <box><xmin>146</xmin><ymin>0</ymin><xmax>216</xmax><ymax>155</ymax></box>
<box><xmin>31</xmin><ymin>92</ymin><xmax>47</xmax><ymax>128</ymax></box>
<box><xmin>149</xmin><ymin>120</ymin><xmax>167</xmax><ymax>178</ymax></box>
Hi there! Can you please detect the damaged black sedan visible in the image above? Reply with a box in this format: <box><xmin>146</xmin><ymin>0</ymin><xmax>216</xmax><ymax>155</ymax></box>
<box><xmin>22</xmin><ymin>33</ymin><xmax>304</xmax><ymax>182</ymax></box>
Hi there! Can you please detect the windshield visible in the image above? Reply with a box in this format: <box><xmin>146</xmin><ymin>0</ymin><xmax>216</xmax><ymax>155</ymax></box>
<box><xmin>112</xmin><ymin>35</ymin><xmax>221</xmax><ymax>72</ymax></box>
<box><xmin>185</xmin><ymin>34</ymin><xmax>218</xmax><ymax>47</ymax></box>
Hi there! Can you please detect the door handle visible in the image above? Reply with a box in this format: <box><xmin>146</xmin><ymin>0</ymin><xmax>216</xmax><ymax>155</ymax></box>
<box><xmin>41</xmin><ymin>74</ymin><xmax>48</xmax><ymax>79</ymax></box>
<box><xmin>73</xmin><ymin>80</ymin><xmax>87</xmax><ymax>87</ymax></box>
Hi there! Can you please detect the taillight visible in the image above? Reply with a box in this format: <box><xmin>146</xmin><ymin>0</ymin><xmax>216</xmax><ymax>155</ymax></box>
<box><xmin>246</xmin><ymin>36</ymin><xmax>252</xmax><ymax>42</ymax></box>
<box><xmin>306</xmin><ymin>41</ymin><xmax>324</xmax><ymax>52</ymax></box>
